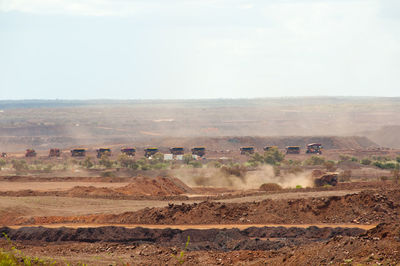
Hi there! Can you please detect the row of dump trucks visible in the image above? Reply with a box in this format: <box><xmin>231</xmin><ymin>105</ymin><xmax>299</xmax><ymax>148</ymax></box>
<box><xmin>7</xmin><ymin>144</ymin><xmax>323</xmax><ymax>158</ymax></box>
<box><xmin>18</xmin><ymin>143</ymin><xmax>323</xmax><ymax>158</ymax></box>
<box><xmin>19</xmin><ymin>147</ymin><xmax>207</xmax><ymax>158</ymax></box>
<box><xmin>240</xmin><ymin>143</ymin><xmax>323</xmax><ymax>155</ymax></box>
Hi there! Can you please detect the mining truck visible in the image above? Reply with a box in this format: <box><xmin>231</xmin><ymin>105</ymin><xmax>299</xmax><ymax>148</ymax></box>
<box><xmin>96</xmin><ymin>148</ymin><xmax>111</xmax><ymax>158</ymax></box>
<box><xmin>121</xmin><ymin>148</ymin><xmax>136</xmax><ymax>156</ymax></box>
<box><xmin>240</xmin><ymin>146</ymin><xmax>255</xmax><ymax>155</ymax></box>
<box><xmin>25</xmin><ymin>149</ymin><xmax>37</xmax><ymax>157</ymax></box>
<box><xmin>313</xmin><ymin>170</ymin><xmax>338</xmax><ymax>187</ymax></box>
<box><xmin>169</xmin><ymin>147</ymin><xmax>184</xmax><ymax>155</ymax></box>
<box><xmin>144</xmin><ymin>147</ymin><xmax>158</xmax><ymax>158</ymax></box>
<box><xmin>49</xmin><ymin>148</ymin><xmax>61</xmax><ymax>157</ymax></box>
<box><xmin>286</xmin><ymin>146</ymin><xmax>300</xmax><ymax>154</ymax></box>
<box><xmin>264</xmin><ymin>146</ymin><xmax>278</xmax><ymax>151</ymax></box>
<box><xmin>71</xmin><ymin>148</ymin><xmax>86</xmax><ymax>157</ymax></box>
<box><xmin>306</xmin><ymin>143</ymin><xmax>323</xmax><ymax>154</ymax></box>
<box><xmin>191</xmin><ymin>147</ymin><xmax>206</xmax><ymax>157</ymax></box>
<box><xmin>1</xmin><ymin>152</ymin><xmax>7</xmax><ymax>158</ymax></box>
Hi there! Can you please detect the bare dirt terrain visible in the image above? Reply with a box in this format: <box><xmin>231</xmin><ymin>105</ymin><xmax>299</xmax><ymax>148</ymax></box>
<box><xmin>1</xmin><ymin>99</ymin><xmax>400</xmax><ymax>264</ymax></box>
<box><xmin>1</xmin><ymin>174</ymin><xmax>400</xmax><ymax>265</ymax></box>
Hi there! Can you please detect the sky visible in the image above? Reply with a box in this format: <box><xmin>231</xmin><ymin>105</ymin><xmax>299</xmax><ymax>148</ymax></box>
<box><xmin>0</xmin><ymin>0</ymin><xmax>399</xmax><ymax>99</ymax></box>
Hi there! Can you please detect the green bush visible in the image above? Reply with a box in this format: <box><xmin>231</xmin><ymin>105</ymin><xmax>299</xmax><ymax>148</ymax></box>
<box><xmin>396</xmin><ymin>156</ymin><xmax>400</xmax><ymax>163</ymax></box>
<box><xmin>304</xmin><ymin>156</ymin><xmax>325</xmax><ymax>165</ymax></box>
<box><xmin>151</xmin><ymin>152</ymin><xmax>165</xmax><ymax>164</ymax></box>
<box><xmin>1</xmin><ymin>233</ymin><xmax>56</xmax><ymax>265</ymax></box>
<box><xmin>81</xmin><ymin>157</ymin><xmax>94</xmax><ymax>169</ymax></box>
<box><xmin>189</xmin><ymin>161</ymin><xmax>202</xmax><ymax>168</ymax></box>
<box><xmin>248</xmin><ymin>148</ymin><xmax>285</xmax><ymax>166</ymax></box>
<box><xmin>101</xmin><ymin>171</ymin><xmax>116</xmax><ymax>178</ymax></box>
<box><xmin>360</xmin><ymin>158</ymin><xmax>372</xmax><ymax>165</ymax></box>
<box><xmin>11</xmin><ymin>160</ymin><xmax>28</xmax><ymax>171</ymax></box>
<box><xmin>98</xmin><ymin>156</ymin><xmax>114</xmax><ymax>168</ymax></box>
<box><xmin>118</xmin><ymin>155</ymin><xmax>139</xmax><ymax>169</ymax></box>
<box><xmin>0</xmin><ymin>159</ymin><xmax>6</xmax><ymax>170</ymax></box>
<box><xmin>351</xmin><ymin>157</ymin><xmax>359</xmax><ymax>162</ymax></box>
<box><xmin>372</xmin><ymin>156</ymin><xmax>391</xmax><ymax>162</ymax></box>
<box><xmin>152</xmin><ymin>162</ymin><xmax>170</xmax><ymax>170</ymax></box>
<box><xmin>183</xmin><ymin>154</ymin><xmax>194</xmax><ymax>164</ymax></box>
<box><xmin>338</xmin><ymin>155</ymin><xmax>351</xmax><ymax>162</ymax></box>
<box><xmin>373</xmin><ymin>161</ymin><xmax>398</xmax><ymax>169</ymax></box>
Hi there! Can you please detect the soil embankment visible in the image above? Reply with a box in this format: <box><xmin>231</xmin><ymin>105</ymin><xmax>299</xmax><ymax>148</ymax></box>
<box><xmin>0</xmin><ymin>226</ymin><xmax>365</xmax><ymax>251</ymax></box>
<box><xmin>8</xmin><ymin>189</ymin><xmax>399</xmax><ymax>226</ymax></box>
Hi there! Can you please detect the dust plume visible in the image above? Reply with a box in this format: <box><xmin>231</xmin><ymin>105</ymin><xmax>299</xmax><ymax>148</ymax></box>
<box><xmin>173</xmin><ymin>165</ymin><xmax>314</xmax><ymax>190</ymax></box>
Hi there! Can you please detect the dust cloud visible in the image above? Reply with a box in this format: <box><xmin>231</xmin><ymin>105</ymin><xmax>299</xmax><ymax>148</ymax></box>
<box><xmin>173</xmin><ymin>166</ymin><xmax>314</xmax><ymax>190</ymax></box>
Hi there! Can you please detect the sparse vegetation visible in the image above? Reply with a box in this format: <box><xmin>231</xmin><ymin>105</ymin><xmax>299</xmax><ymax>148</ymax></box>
<box><xmin>1</xmin><ymin>233</ymin><xmax>56</xmax><ymax>266</ymax></box>
<box><xmin>361</xmin><ymin>158</ymin><xmax>372</xmax><ymax>165</ymax></box>
<box><xmin>171</xmin><ymin>236</ymin><xmax>190</xmax><ymax>264</ymax></box>
<box><xmin>373</xmin><ymin>161</ymin><xmax>399</xmax><ymax>169</ymax></box>
<box><xmin>81</xmin><ymin>157</ymin><xmax>94</xmax><ymax>169</ymax></box>
<box><xmin>11</xmin><ymin>159</ymin><xmax>28</xmax><ymax>172</ymax></box>
<box><xmin>248</xmin><ymin>148</ymin><xmax>285</xmax><ymax>166</ymax></box>
<box><xmin>0</xmin><ymin>159</ymin><xmax>6</xmax><ymax>170</ymax></box>
<box><xmin>304</xmin><ymin>156</ymin><xmax>325</xmax><ymax>165</ymax></box>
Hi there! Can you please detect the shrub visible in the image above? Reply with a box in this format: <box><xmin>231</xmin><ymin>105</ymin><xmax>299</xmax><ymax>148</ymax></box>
<box><xmin>183</xmin><ymin>154</ymin><xmax>194</xmax><ymax>164</ymax></box>
<box><xmin>151</xmin><ymin>153</ymin><xmax>165</xmax><ymax>164</ymax></box>
<box><xmin>396</xmin><ymin>156</ymin><xmax>400</xmax><ymax>163</ymax></box>
<box><xmin>248</xmin><ymin>148</ymin><xmax>285</xmax><ymax>166</ymax></box>
<box><xmin>189</xmin><ymin>161</ymin><xmax>202</xmax><ymax>168</ymax></box>
<box><xmin>81</xmin><ymin>157</ymin><xmax>94</xmax><ymax>169</ymax></box>
<box><xmin>0</xmin><ymin>159</ymin><xmax>6</xmax><ymax>170</ymax></box>
<box><xmin>338</xmin><ymin>155</ymin><xmax>351</xmax><ymax>162</ymax></box>
<box><xmin>101</xmin><ymin>171</ymin><xmax>116</xmax><ymax>178</ymax></box>
<box><xmin>304</xmin><ymin>156</ymin><xmax>325</xmax><ymax>165</ymax></box>
<box><xmin>360</xmin><ymin>158</ymin><xmax>372</xmax><ymax>165</ymax></box>
<box><xmin>372</xmin><ymin>156</ymin><xmax>391</xmax><ymax>162</ymax></box>
<box><xmin>118</xmin><ymin>155</ymin><xmax>139</xmax><ymax>169</ymax></box>
<box><xmin>11</xmin><ymin>160</ymin><xmax>28</xmax><ymax>171</ymax></box>
<box><xmin>351</xmin><ymin>157</ymin><xmax>359</xmax><ymax>162</ymax></box>
<box><xmin>153</xmin><ymin>162</ymin><xmax>170</xmax><ymax>170</ymax></box>
<box><xmin>1</xmin><ymin>233</ymin><xmax>56</xmax><ymax>265</ymax></box>
<box><xmin>99</xmin><ymin>156</ymin><xmax>114</xmax><ymax>168</ymax></box>
<box><xmin>373</xmin><ymin>161</ymin><xmax>398</xmax><ymax>169</ymax></box>
<box><xmin>295</xmin><ymin>185</ymin><xmax>303</xmax><ymax>189</ymax></box>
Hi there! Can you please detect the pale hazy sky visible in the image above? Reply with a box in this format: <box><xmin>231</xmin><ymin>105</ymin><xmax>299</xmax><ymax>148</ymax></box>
<box><xmin>0</xmin><ymin>0</ymin><xmax>399</xmax><ymax>99</ymax></box>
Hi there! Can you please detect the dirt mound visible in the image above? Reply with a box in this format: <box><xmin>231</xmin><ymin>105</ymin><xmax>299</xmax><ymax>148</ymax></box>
<box><xmin>64</xmin><ymin>176</ymin><xmax>192</xmax><ymax>198</ymax></box>
<box><xmin>0</xmin><ymin>226</ymin><xmax>365</xmax><ymax>251</ymax></box>
<box><xmin>366</xmin><ymin>222</ymin><xmax>400</xmax><ymax>240</ymax></box>
<box><xmin>11</xmin><ymin>189</ymin><xmax>400</xmax><ymax>226</ymax></box>
<box><xmin>0</xmin><ymin>176</ymin><xmax>193</xmax><ymax>199</ymax></box>
<box><xmin>259</xmin><ymin>183</ymin><xmax>283</xmax><ymax>191</ymax></box>
<box><xmin>274</xmin><ymin>222</ymin><xmax>400</xmax><ymax>265</ymax></box>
